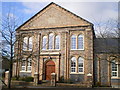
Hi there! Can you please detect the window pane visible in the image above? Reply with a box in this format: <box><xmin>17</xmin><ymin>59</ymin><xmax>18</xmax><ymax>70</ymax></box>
<box><xmin>29</xmin><ymin>37</ymin><xmax>32</xmax><ymax>50</ymax></box>
<box><xmin>27</xmin><ymin>66</ymin><xmax>31</xmax><ymax>71</ymax></box>
<box><xmin>112</xmin><ymin>72</ymin><xmax>117</xmax><ymax>77</ymax></box>
<box><xmin>78</xmin><ymin>35</ymin><xmax>84</xmax><ymax>49</ymax></box>
<box><xmin>71</xmin><ymin>68</ymin><xmax>76</xmax><ymax>72</ymax></box>
<box><xmin>23</xmin><ymin>37</ymin><xmax>28</xmax><ymax>50</ymax></box>
<box><xmin>71</xmin><ymin>35</ymin><xmax>76</xmax><ymax>49</ymax></box>
<box><xmin>71</xmin><ymin>57</ymin><xmax>76</xmax><ymax>72</ymax></box>
<box><xmin>22</xmin><ymin>60</ymin><xmax>26</xmax><ymax>66</ymax></box>
<box><xmin>78</xmin><ymin>68</ymin><xmax>83</xmax><ymax>72</ymax></box>
<box><xmin>42</xmin><ymin>36</ymin><xmax>47</xmax><ymax>50</ymax></box>
<box><xmin>49</xmin><ymin>33</ymin><xmax>54</xmax><ymax>49</ymax></box>
<box><xmin>55</xmin><ymin>35</ymin><xmax>60</xmax><ymax>49</ymax></box>
<box><xmin>22</xmin><ymin>67</ymin><xmax>26</xmax><ymax>71</ymax></box>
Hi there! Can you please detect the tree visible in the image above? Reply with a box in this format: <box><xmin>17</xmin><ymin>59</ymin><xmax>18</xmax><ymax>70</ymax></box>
<box><xmin>1</xmin><ymin>10</ymin><xmax>22</xmax><ymax>88</ymax></box>
<box><xmin>94</xmin><ymin>18</ymin><xmax>119</xmax><ymax>38</ymax></box>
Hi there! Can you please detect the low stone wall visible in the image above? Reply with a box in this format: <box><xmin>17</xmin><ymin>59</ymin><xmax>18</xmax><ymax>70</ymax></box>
<box><xmin>111</xmin><ymin>79</ymin><xmax>120</xmax><ymax>88</ymax></box>
<box><xmin>11</xmin><ymin>81</ymin><xmax>34</xmax><ymax>86</ymax></box>
<box><xmin>56</xmin><ymin>83</ymin><xmax>92</xmax><ymax>87</ymax></box>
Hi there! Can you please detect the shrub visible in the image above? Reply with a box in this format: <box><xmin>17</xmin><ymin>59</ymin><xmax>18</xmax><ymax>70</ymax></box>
<box><xmin>19</xmin><ymin>77</ymin><xmax>34</xmax><ymax>82</ymax></box>
<box><xmin>64</xmin><ymin>78</ymin><xmax>73</xmax><ymax>84</ymax></box>
<box><xmin>58</xmin><ymin>76</ymin><xmax>73</xmax><ymax>84</ymax></box>
<box><xmin>59</xmin><ymin>76</ymin><xmax>64</xmax><ymax>83</ymax></box>
<box><xmin>95</xmin><ymin>82</ymin><xmax>101</xmax><ymax>87</ymax></box>
<box><xmin>12</xmin><ymin>76</ymin><xmax>19</xmax><ymax>80</ymax></box>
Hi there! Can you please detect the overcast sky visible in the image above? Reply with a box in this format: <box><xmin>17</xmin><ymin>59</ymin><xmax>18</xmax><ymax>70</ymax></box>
<box><xmin>2</xmin><ymin>1</ymin><xmax>119</xmax><ymax>33</ymax></box>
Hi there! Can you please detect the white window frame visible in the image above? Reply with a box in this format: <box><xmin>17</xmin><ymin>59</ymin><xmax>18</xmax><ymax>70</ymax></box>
<box><xmin>28</xmin><ymin>37</ymin><xmax>33</xmax><ymax>51</ymax></box>
<box><xmin>71</xmin><ymin>35</ymin><xmax>77</xmax><ymax>50</ymax></box>
<box><xmin>49</xmin><ymin>33</ymin><xmax>54</xmax><ymax>50</ymax></box>
<box><xmin>21</xmin><ymin>59</ymin><xmax>26</xmax><ymax>72</ymax></box>
<box><xmin>27</xmin><ymin>58</ymin><xmax>32</xmax><ymax>72</ymax></box>
<box><xmin>111</xmin><ymin>60</ymin><xmax>118</xmax><ymax>78</ymax></box>
<box><xmin>42</xmin><ymin>36</ymin><xmax>47</xmax><ymax>50</ymax></box>
<box><xmin>78</xmin><ymin>35</ymin><xmax>84</xmax><ymax>50</ymax></box>
<box><xmin>55</xmin><ymin>35</ymin><xmax>60</xmax><ymax>50</ymax></box>
<box><xmin>78</xmin><ymin>57</ymin><xmax>84</xmax><ymax>74</ymax></box>
<box><xmin>23</xmin><ymin>37</ymin><xmax>28</xmax><ymax>51</ymax></box>
<box><xmin>71</xmin><ymin>57</ymin><xmax>76</xmax><ymax>73</ymax></box>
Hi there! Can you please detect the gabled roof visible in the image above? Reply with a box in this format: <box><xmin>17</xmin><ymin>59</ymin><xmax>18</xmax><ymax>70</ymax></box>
<box><xmin>16</xmin><ymin>2</ymin><xmax>93</xmax><ymax>31</ymax></box>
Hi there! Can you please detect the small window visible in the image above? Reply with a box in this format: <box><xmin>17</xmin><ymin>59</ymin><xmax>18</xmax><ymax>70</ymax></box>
<box><xmin>55</xmin><ymin>35</ymin><xmax>60</xmax><ymax>49</ymax></box>
<box><xmin>42</xmin><ymin>36</ymin><xmax>47</xmax><ymax>50</ymax></box>
<box><xmin>111</xmin><ymin>60</ymin><xmax>118</xmax><ymax>77</ymax></box>
<box><xmin>71</xmin><ymin>35</ymin><xmax>77</xmax><ymax>50</ymax></box>
<box><xmin>71</xmin><ymin>57</ymin><xmax>76</xmax><ymax>73</ymax></box>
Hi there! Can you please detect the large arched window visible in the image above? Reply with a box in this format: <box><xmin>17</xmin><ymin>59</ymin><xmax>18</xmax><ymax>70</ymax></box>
<box><xmin>111</xmin><ymin>60</ymin><xmax>118</xmax><ymax>77</ymax></box>
<box><xmin>29</xmin><ymin>37</ymin><xmax>32</xmax><ymax>51</ymax></box>
<box><xmin>78</xmin><ymin>57</ymin><xmax>84</xmax><ymax>73</ymax></box>
<box><xmin>71</xmin><ymin>35</ymin><xmax>76</xmax><ymax>49</ymax></box>
<box><xmin>78</xmin><ymin>35</ymin><xmax>84</xmax><ymax>50</ymax></box>
<box><xmin>42</xmin><ymin>36</ymin><xmax>47</xmax><ymax>50</ymax></box>
<box><xmin>55</xmin><ymin>35</ymin><xmax>60</xmax><ymax>49</ymax></box>
<box><xmin>49</xmin><ymin>33</ymin><xmax>54</xmax><ymax>49</ymax></box>
<box><xmin>71</xmin><ymin>57</ymin><xmax>76</xmax><ymax>73</ymax></box>
<box><xmin>23</xmin><ymin>37</ymin><xmax>28</xmax><ymax>50</ymax></box>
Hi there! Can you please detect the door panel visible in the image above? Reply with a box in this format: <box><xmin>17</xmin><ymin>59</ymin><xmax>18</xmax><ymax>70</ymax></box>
<box><xmin>45</xmin><ymin>60</ymin><xmax>55</xmax><ymax>80</ymax></box>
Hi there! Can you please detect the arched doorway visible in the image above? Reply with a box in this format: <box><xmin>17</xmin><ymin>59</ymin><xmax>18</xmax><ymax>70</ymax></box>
<box><xmin>45</xmin><ymin>60</ymin><xmax>55</xmax><ymax>80</ymax></box>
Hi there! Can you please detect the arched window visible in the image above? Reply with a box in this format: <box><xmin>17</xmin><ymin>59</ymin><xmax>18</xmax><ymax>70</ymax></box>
<box><xmin>71</xmin><ymin>35</ymin><xmax>76</xmax><ymax>49</ymax></box>
<box><xmin>21</xmin><ymin>58</ymin><xmax>26</xmax><ymax>71</ymax></box>
<box><xmin>78</xmin><ymin>35</ymin><xmax>84</xmax><ymax>50</ymax></box>
<box><xmin>27</xmin><ymin>58</ymin><xmax>32</xmax><ymax>71</ymax></box>
<box><xmin>55</xmin><ymin>35</ymin><xmax>60</xmax><ymax>49</ymax></box>
<box><xmin>29</xmin><ymin>37</ymin><xmax>32</xmax><ymax>50</ymax></box>
<box><xmin>111</xmin><ymin>60</ymin><xmax>118</xmax><ymax>77</ymax></box>
<box><xmin>71</xmin><ymin>57</ymin><xmax>76</xmax><ymax>73</ymax></box>
<box><xmin>23</xmin><ymin>37</ymin><xmax>28</xmax><ymax>50</ymax></box>
<box><xmin>49</xmin><ymin>33</ymin><xmax>54</xmax><ymax>49</ymax></box>
<box><xmin>78</xmin><ymin>57</ymin><xmax>84</xmax><ymax>73</ymax></box>
<box><xmin>42</xmin><ymin>36</ymin><xmax>47</xmax><ymax>50</ymax></box>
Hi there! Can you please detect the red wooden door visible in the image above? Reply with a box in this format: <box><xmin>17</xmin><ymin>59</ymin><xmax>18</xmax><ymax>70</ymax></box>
<box><xmin>45</xmin><ymin>60</ymin><xmax>55</xmax><ymax>80</ymax></box>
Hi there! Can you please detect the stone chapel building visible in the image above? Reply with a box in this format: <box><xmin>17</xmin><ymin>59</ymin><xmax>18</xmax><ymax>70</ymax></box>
<box><xmin>13</xmin><ymin>2</ymin><xmax>120</xmax><ymax>87</ymax></box>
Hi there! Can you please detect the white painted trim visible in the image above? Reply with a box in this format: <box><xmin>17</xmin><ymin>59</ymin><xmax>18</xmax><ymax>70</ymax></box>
<box><xmin>70</xmin><ymin>73</ymin><xmax>84</xmax><ymax>74</ymax></box>
<box><xmin>78</xmin><ymin>34</ymin><xmax>84</xmax><ymax>50</ymax></box>
<box><xmin>20</xmin><ymin>71</ymin><xmax>32</xmax><ymax>73</ymax></box>
<box><xmin>78</xmin><ymin>57</ymin><xmax>84</xmax><ymax>73</ymax></box>
<box><xmin>41</xmin><ymin>52</ymin><xmax>60</xmax><ymax>55</ymax></box>
<box><xmin>71</xmin><ymin>35</ymin><xmax>77</xmax><ymax>50</ymax></box>
<box><xmin>111</xmin><ymin>61</ymin><xmax>118</xmax><ymax>78</ymax></box>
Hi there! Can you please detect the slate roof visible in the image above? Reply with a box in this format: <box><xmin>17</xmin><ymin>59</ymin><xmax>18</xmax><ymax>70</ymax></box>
<box><xmin>94</xmin><ymin>38</ymin><xmax>120</xmax><ymax>54</ymax></box>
